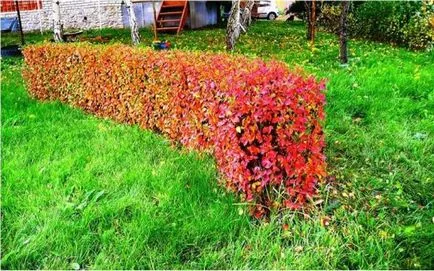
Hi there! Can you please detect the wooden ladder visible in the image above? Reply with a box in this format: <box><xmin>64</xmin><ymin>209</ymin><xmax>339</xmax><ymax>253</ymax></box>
<box><xmin>156</xmin><ymin>0</ymin><xmax>189</xmax><ymax>35</ymax></box>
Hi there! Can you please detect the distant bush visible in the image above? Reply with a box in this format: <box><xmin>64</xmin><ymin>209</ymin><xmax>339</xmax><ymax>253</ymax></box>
<box><xmin>319</xmin><ymin>4</ymin><xmax>355</xmax><ymax>35</ymax></box>
<box><xmin>354</xmin><ymin>1</ymin><xmax>434</xmax><ymax>50</ymax></box>
<box><xmin>287</xmin><ymin>0</ymin><xmax>323</xmax><ymax>20</ymax></box>
<box><xmin>400</xmin><ymin>7</ymin><xmax>434</xmax><ymax>50</ymax></box>
<box><xmin>23</xmin><ymin>44</ymin><xmax>326</xmax><ymax>218</ymax></box>
<box><xmin>318</xmin><ymin>1</ymin><xmax>434</xmax><ymax>50</ymax></box>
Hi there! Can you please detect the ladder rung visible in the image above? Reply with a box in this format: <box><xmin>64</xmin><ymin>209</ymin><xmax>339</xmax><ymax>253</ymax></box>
<box><xmin>162</xmin><ymin>4</ymin><xmax>184</xmax><ymax>8</ymax></box>
<box><xmin>159</xmin><ymin>11</ymin><xmax>183</xmax><ymax>16</ymax></box>
<box><xmin>158</xmin><ymin>19</ymin><xmax>181</xmax><ymax>23</ymax></box>
<box><xmin>157</xmin><ymin>27</ymin><xmax>179</xmax><ymax>31</ymax></box>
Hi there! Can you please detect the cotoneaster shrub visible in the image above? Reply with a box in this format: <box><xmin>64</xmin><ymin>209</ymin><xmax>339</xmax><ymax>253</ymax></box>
<box><xmin>23</xmin><ymin>43</ymin><xmax>326</xmax><ymax>218</ymax></box>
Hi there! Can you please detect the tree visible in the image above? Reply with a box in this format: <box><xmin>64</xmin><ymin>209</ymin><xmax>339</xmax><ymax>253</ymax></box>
<box><xmin>226</xmin><ymin>0</ymin><xmax>256</xmax><ymax>51</ymax></box>
<box><xmin>226</xmin><ymin>0</ymin><xmax>241</xmax><ymax>50</ymax></box>
<box><xmin>240</xmin><ymin>0</ymin><xmax>255</xmax><ymax>30</ymax></box>
<box><xmin>125</xmin><ymin>0</ymin><xmax>140</xmax><ymax>45</ymax></box>
<box><xmin>339</xmin><ymin>0</ymin><xmax>350</xmax><ymax>64</ymax></box>
<box><xmin>52</xmin><ymin>0</ymin><xmax>63</xmax><ymax>42</ymax></box>
<box><xmin>304</xmin><ymin>0</ymin><xmax>316</xmax><ymax>45</ymax></box>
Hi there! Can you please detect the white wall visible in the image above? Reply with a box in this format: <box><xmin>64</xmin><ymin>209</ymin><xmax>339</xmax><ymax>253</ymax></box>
<box><xmin>1</xmin><ymin>0</ymin><xmax>220</xmax><ymax>32</ymax></box>
<box><xmin>122</xmin><ymin>2</ymin><xmax>162</xmax><ymax>28</ymax></box>
<box><xmin>1</xmin><ymin>0</ymin><xmax>124</xmax><ymax>32</ymax></box>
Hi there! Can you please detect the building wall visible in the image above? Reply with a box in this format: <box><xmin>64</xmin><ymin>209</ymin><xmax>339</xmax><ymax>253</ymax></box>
<box><xmin>122</xmin><ymin>2</ymin><xmax>162</xmax><ymax>28</ymax></box>
<box><xmin>188</xmin><ymin>1</ymin><xmax>218</xmax><ymax>29</ymax></box>
<box><xmin>122</xmin><ymin>1</ymin><xmax>218</xmax><ymax>29</ymax></box>
<box><xmin>1</xmin><ymin>0</ymin><xmax>124</xmax><ymax>32</ymax></box>
<box><xmin>1</xmin><ymin>0</ymin><xmax>219</xmax><ymax>32</ymax></box>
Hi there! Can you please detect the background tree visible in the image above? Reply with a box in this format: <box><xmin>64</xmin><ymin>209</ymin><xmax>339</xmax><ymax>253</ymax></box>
<box><xmin>226</xmin><ymin>0</ymin><xmax>256</xmax><ymax>51</ymax></box>
<box><xmin>125</xmin><ymin>0</ymin><xmax>140</xmax><ymax>45</ymax></box>
<box><xmin>240</xmin><ymin>0</ymin><xmax>255</xmax><ymax>30</ymax></box>
<box><xmin>339</xmin><ymin>0</ymin><xmax>350</xmax><ymax>64</ymax></box>
<box><xmin>226</xmin><ymin>0</ymin><xmax>241</xmax><ymax>50</ymax></box>
<box><xmin>52</xmin><ymin>0</ymin><xmax>63</xmax><ymax>42</ymax></box>
<box><xmin>304</xmin><ymin>0</ymin><xmax>316</xmax><ymax>45</ymax></box>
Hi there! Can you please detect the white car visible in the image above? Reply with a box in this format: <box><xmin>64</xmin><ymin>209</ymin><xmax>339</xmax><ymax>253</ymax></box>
<box><xmin>254</xmin><ymin>1</ymin><xmax>279</xmax><ymax>20</ymax></box>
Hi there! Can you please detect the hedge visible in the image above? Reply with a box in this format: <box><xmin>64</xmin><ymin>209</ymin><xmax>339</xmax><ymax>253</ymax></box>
<box><xmin>23</xmin><ymin>43</ymin><xmax>326</xmax><ymax>217</ymax></box>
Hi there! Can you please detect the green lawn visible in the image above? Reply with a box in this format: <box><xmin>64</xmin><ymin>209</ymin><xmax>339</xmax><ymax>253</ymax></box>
<box><xmin>1</xmin><ymin>21</ymin><xmax>433</xmax><ymax>269</ymax></box>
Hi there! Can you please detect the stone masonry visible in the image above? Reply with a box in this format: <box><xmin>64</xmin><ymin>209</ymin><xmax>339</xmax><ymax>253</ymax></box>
<box><xmin>1</xmin><ymin>0</ymin><xmax>125</xmax><ymax>32</ymax></box>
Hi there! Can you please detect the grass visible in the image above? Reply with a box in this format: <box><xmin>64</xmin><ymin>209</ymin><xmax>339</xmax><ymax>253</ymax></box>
<box><xmin>1</xmin><ymin>21</ymin><xmax>434</xmax><ymax>269</ymax></box>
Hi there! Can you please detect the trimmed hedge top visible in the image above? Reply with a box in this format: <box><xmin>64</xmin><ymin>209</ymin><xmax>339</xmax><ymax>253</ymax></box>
<box><xmin>23</xmin><ymin>43</ymin><xmax>326</xmax><ymax>218</ymax></box>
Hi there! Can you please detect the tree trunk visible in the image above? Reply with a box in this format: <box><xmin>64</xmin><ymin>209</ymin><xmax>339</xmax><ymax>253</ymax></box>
<box><xmin>240</xmin><ymin>0</ymin><xmax>255</xmax><ymax>30</ymax></box>
<box><xmin>310</xmin><ymin>0</ymin><xmax>316</xmax><ymax>43</ymax></box>
<box><xmin>304</xmin><ymin>0</ymin><xmax>316</xmax><ymax>44</ymax></box>
<box><xmin>52</xmin><ymin>0</ymin><xmax>63</xmax><ymax>42</ymax></box>
<box><xmin>226</xmin><ymin>0</ymin><xmax>241</xmax><ymax>51</ymax></box>
<box><xmin>125</xmin><ymin>0</ymin><xmax>140</xmax><ymax>45</ymax></box>
<box><xmin>339</xmin><ymin>0</ymin><xmax>350</xmax><ymax>64</ymax></box>
<box><xmin>304</xmin><ymin>1</ymin><xmax>311</xmax><ymax>40</ymax></box>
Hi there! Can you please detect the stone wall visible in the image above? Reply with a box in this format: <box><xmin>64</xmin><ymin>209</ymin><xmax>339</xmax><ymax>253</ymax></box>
<box><xmin>1</xmin><ymin>0</ymin><xmax>124</xmax><ymax>32</ymax></box>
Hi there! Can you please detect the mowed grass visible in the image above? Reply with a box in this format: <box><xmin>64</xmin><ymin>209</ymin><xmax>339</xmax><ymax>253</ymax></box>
<box><xmin>2</xmin><ymin>21</ymin><xmax>434</xmax><ymax>269</ymax></box>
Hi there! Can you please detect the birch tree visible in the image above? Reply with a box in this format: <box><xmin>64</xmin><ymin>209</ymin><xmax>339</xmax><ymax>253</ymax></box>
<box><xmin>339</xmin><ymin>0</ymin><xmax>350</xmax><ymax>64</ymax></box>
<box><xmin>226</xmin><ymin>0</ymin><xmax>241</xmax><ymax>51</ymax></box>
<box><xmin>125</xmin><ymin>0</ymin><xmax>141</xmax><ymax>45</ymax></box>
<box><xmin>240</xmin><ymin>0</ymin><xmax>255</xmax><ymax>30</ymax></box>
<box><xmin>52</xmin><ymin>0</ymin><xmax>63</xmax><ymax>42</ymax></box>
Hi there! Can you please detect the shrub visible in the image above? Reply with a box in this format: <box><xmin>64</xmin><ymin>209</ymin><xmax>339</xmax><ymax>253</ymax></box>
<box><xmin>353</xmin><ymin>1</ymin><xmax>434</xmax><ymax>50</ymax></box>
<box><xmin>319</xmin><ymin>3</ymin><xmax>355</xmax><ymax>35</ymax></box>
<box><xmin>318</xmin><ymin>1</ymin><xmax>434</xmax><ymax>51</ymax></box>
<box><xmin>401</xmin><ymin>9</ymin><xmax>434</xmax><ymax>50</ymax></box>
<box><xmin>23</xmin><ymin>44</ymin><xmax>326</xmax><ymax>217</ymax></box>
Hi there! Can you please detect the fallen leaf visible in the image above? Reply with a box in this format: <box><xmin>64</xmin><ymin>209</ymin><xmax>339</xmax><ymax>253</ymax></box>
<box><xmin>294</xmin><ymin>246</ymin><xmax>303</xmax><ymax>253</ymax></box>
<box><xmin>71</xmin><ymin>263</ymin><xmax>80</xmax><ymax>270</ymax></box>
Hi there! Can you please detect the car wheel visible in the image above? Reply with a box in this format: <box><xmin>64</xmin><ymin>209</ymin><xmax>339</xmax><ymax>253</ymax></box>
<box><xmin>267</xmin><ymin>12</ymin><xmax>277</xmax><ymax>20</ymax></box>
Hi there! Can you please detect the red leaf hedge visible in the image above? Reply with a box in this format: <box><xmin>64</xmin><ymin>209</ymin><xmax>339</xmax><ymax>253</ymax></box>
<box><xmin>23</xmin><ymin>43</ymin><xmax>326</xmax><ymax>217</ymax></box>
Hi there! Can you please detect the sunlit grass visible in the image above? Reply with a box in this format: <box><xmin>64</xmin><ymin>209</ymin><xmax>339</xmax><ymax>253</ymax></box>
<box><xmin>1</xmin><ymin>21</ymin><xmax>433</xmax><ymax>269</ymax></box>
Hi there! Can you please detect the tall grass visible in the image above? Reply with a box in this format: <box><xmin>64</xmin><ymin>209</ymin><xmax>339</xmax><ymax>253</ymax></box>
<box><xmin>1</xmin><ymin>21</ymin><xmax>433</xmax><ymax>269</ymax></box>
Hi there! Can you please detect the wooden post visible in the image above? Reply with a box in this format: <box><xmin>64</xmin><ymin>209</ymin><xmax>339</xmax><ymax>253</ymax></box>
<box><xmin>339</xmin><ymin>0</ymin><xmax>350</xmax><ymax>64</ymax></box>
<box><xmin>52</xmin><ymin>0</ymin><xmax>63</xmax><ymax>42</ymax></box>
<box><xmin>15</xmin><ymin>0</ymin><xmax>25</xmax><ymax>45</ymax></box>
<box><xmin>125</xmin><ymin>0</ymin><xmax>141</xmax><ymax>45</ymax></box>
